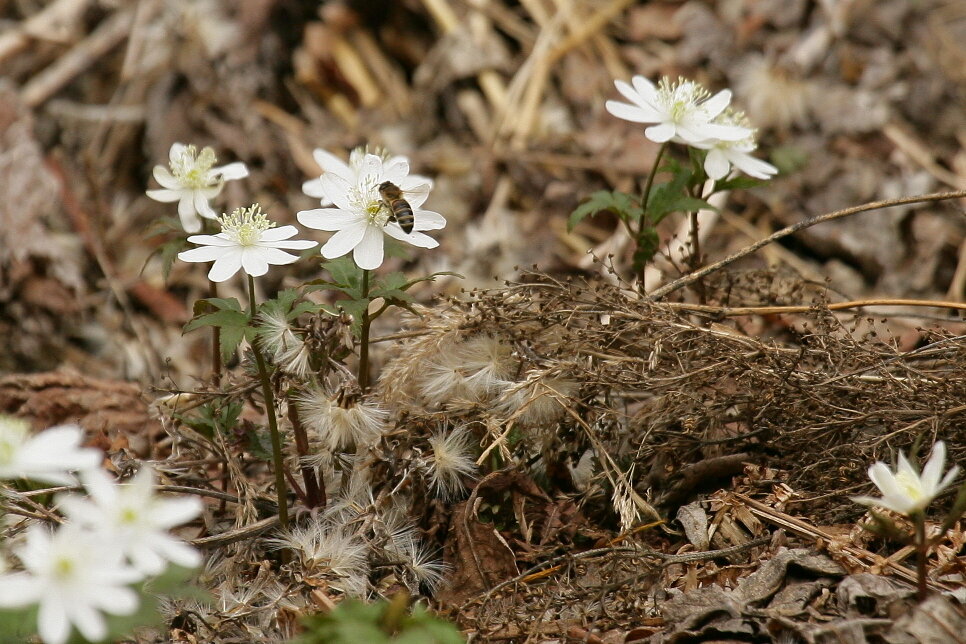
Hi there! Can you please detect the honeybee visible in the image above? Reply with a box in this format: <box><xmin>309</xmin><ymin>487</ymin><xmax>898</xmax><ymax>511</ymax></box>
<box><xmin>378</xmin><ymin>181</ymin><xmax>414</xmax><ymax>234</ymax></box>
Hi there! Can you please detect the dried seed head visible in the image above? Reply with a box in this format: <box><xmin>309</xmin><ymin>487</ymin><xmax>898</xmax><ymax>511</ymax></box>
<box><xmin>416</xmin><ymin>334</ymin><xmax>516</xmax><ymax>407</ymax></box>
<box><xmin>295</xmin><ymin>385</ymin><xmax>387</xmax><ymax>453</ymax></box>
<box><xmin>425</xmin><ymin>425</ymin><xmax>478</xmax><ymax>500</ymax></box>
<box><xmin>496</xmin><ymin>375</ymin><xmax>578</xmax><ymax>427</ymax></box>
<box><xmin>270</xmin><ymin>518</ymin><xmax>370</xmax><ymax>597</ymax></box>
<box><xmin>393</xmin><ymin>536</ymin><xmax>447</xmax><ymax>595</ymax></box>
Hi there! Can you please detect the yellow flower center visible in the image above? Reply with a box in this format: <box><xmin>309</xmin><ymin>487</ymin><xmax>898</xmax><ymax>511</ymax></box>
<box><xmin>219</xmin><ymin>204</ymin><xmax>274</xmax><ymax>246</ymax></box>
<box><xmin>895</xmin><ymin>470</ymin><xmax>924</xmax><ymax>501</ymax></box>
<box><xmin>172</xmin><ymin>145</ymin><xmax>218</xmax><ymax>189</ymax></box>
<box><xmin>52</xmin><ymin>555</ymin><xmax>75</xmax><ymax>580</ymax></box>
<box><xmin>658</xmin><ymin>77</ymin><xmax>710</xmax><ymax>123</ymax></box>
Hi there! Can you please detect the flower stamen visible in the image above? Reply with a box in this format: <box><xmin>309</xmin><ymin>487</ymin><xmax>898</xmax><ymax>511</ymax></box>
<box><xmin>219</xmin><ymin>205</ymin><xmax>274</xmax><ymax>246</ymax></box>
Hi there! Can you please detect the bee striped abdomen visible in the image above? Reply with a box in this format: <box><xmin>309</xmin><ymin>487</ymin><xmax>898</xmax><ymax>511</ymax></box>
<box><xmin>378</xmin><ymin>181</ymin><xmax>415</xmax><ymax>234</ymax></box>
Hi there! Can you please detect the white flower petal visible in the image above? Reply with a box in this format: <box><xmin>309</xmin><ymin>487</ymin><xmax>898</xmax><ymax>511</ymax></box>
<box><xmin>352</xmin><ymin>225</ymin><xmax>385</xmax><ymax>270</ymax></box>
<box><xmin>321</xmin><ymin>224</ymin><xmax>368</xmax><ymax>259</ymax></box>
<box><xmin>704</xmin><ymin>148</ymin><xmax>731</xmax><ymax>180</ymax></box>
<box><xmin>413</xmin><ymin>209</ymin><xmax>447</xmax><ymax>231</ymax></box>
<box><xmin>319</xmin><ymin>173</ymin><xmax>353</xmax><ymax>210</ymax></box>
<box><xmin>313</xmin><ymin>148</ymin><xmax>353</xmax><ymax>181</ymax></box>
<box><xmin>920</xmin><ymin>442</ymin><xmax>946</xmax><ymax>493</ymax></box>
<box><xmin>730</xmin><ymin>153</ymin><xmax>777</xmax><ymax>180</ymax></box>
<box><xmin>937</xmin><ymin>465</ymin><xmax>961</xmax><ymax>495</ymax></box>
<box><xmin>260</xmin><ymin>225</ymin><xmax>299</xmax><ymax>241</ymax></box>
<box><xmin>38</xmin><ymin>596</ymin><xmax>72</xmax><ymax>644</ymax></box>
<box><xmin>644</xmin><ymin>122</ymin><xmax>676</xmax><ymax>142</ymax></box>
<box><xmin>0</xmin><ymin>573</ymin><xmax>42</xmax><ymax>607</ymax></box>
<box><xmin>152</xmin><ymin>497</ymin><xmax>203</xmax><ymax>527</ymax></box>
<box><xmin>152</xmin><ymin>165</ymin><xmax>182</xmax><ymax>190</ymax></box>
<box><xmin>79</xmin><ymin>468</ymin><xmax>119</xmax><ymax>506</ymax></box>
<box><xmin>605</xmin><ymin>101</ymin><xmax>655</xmax><ymax>123</ymax></box>
<box><xmin>212</xmin><ymin>161</ymin><xmax>248</xmax><ymax>180</ymax></box>
<box><xmin>169</xmin><ymin>142</ymin><xmax>187</xmax><ymax>164</ymax></box>
<box><xmin>66</xmin><ymin>601</ymin><xmax>108</xmax><ymax>642</ymax></box>
<box><xmin>298</xmin><ymin>207</ymin><xmax>362</xmax><ymax>231</ymax></box>
<box><xmin>179</xmin><ymin>246</ymin><xmax>232</xmax><ymax>263</ymax></box>
<box><xmin>303</xmin><ymin>178</ymin><xmax>326</xmax><ymax>199</ymax></box>
<box><xmin>630</xmin><ymin>75</ymin><xmax>658</xmax><ymax>103</ymax></box>
<box><xmin>178</xmin><ymin>196</ymin><xmax>200</xmax><ymax>232</ymax></box>
<box><xmin>185</xmin><ymin>233</ymin><xmax>235</xmax><ymax>246</ymax></box>
<box><xmin>194</xmin><ymin>192</ymin><xmax>217</xmax><ymax>219</ymax></box>
<box><xmin>145</xmin><ymin>188</ymin><xmax>181</xmax><ymax>203</ymax></box>
<box><xmin>208</xmin><ymin>251</ymin><xmax>244</xmax><ymax>282</ymax></box>
<box><xmin>868</xmin><ymin>461</ymin><xmax>904</xmax><ymax>499</ymax></box>
<box><xmin>384</xmin><ymin>227</ymin><xmax>439</xmax><ymax>248</ymax></box>
<box><xmin>702</xmin><ymin>89</ymin><xmax>732</xmax><ymax>119</ymax></box>
<box><xmin>382</xmin><ymin>156</ymin><xmax>410</xmax><ymax>179</ymax></box>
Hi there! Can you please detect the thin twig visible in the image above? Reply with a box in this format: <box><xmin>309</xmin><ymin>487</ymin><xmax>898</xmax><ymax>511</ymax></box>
<box><xmin>648</xmin><ymin>190</ymin><xmax>966</xmax><ymax>301</ymax></box>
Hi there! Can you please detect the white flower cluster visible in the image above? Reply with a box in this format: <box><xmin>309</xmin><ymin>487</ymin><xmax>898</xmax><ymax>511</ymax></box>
<box><xmin>0</xmin><ymin>416</ymin><xmax>202</xmax><ymax>644</ymax></box>
<box><xmin>606</xmin><ymin>75</ymin><xmax>778</xmax><ymax>180</ymax></box>
<box><xmin>150</xmin><ymin>143</ymin><xmax>445</xmax><ymax>278</ymax></box>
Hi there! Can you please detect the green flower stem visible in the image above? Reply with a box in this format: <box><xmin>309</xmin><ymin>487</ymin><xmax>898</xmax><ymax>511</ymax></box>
<box><xmin>638</xmin><ymin>141</ymin><xmax>669</xmax><ymax>239</ymax></box>
<box><xmin>914</xmin><ymin>512</ymin><xmax>927</xmax><ymax>601</ymax></box>
<box><xmin>359</xmin><ymin>269</ymin><xmax>372</xmax><ymax>392</ymax></box>
<box><xmin>201</xmin><ymin>219</ymin><xmax>223</xmax><ymax>383</ymax></box>
<box><xmin>247</xmin><ymin>275</ymin><xmax>289</xmax><ymax>530</ymax></box>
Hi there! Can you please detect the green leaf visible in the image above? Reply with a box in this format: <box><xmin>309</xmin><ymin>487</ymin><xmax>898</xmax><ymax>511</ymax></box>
<box><xmin>713</xmin><ymin>175</ymin><xmax>765</xmax><ymax>192</ymax></box>
<box><xmin>183</xmin><ymin>306</ymin><xmax>252</xmax><ymax>362</ymax></box>
<box><xmin>152</xmin><ymin>237</ymin><xmax>190</xmax><ymax>283</ymax></box>
<box><xmin>175</xmin><ymin>398</ymin><xmax>243</xmax><ymax>440</ymax></box>
<box><xmin>371</xmin><ymin>288</ymin><xmax>415</xmax><ymax>304</ymax></box>
<box><xmin>0</xmin><ymin>607</ymin><xmax>37</xmax><ymax>642</ymax></box>
<box><xmin>324</xmin><ymin>257</ymin><xmax>364</xmax><ymax>291</ymax></box>
<box><xmin>645</xmin><ymin>175</ymin><xmax>715</xmax><ymax>222</ymax></box>
<box><xmin>568</xmin><ymin>190</ymin><xmax>642</xmax><ymax>231</ymax></box>
<box><xmin>275</xmin><ymin>288</ymin><xmax>302</xmax><ymax>315</ymax></box>
<box><xmin>183</xmin><ymin>309</ymin><xmax>249</xmax><ymax>334</ymax></box>
<box><xmin>292</xmin><ymin>301</ymin><xmax>334</xmax><ymax>318</ymax></box>
<box><xmin>192</xmin><ymin>297</ymin><xmax>244</xmax><ymax>315</ymax></box>
<box><xmin>246</xmin><ymin>426</ymin><xmax>275</xmax><ymax>461</ymax></box>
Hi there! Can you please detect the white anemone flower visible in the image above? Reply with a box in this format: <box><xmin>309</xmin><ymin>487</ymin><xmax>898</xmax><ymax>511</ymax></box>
<box><xmin>58</xmin><ymin>466</ymin><xmax>203</xmax><ymax>575</ymax></box>
<box><xmin>297</xmin><ymin>151</ymin><xmax>446</xmax><ymax>270</ymax></box>
<box><xmin>146</xmin><ymin>143</ymin><xmax>249</xmax><ymax>233</ymax></box>
<box><xmin>693</xmin><ymin>109</ymin><xmax>778</xmax><ymax>180</ymax></box>
<box><xmin>302</xmin><ymin>146</ymin><xmax>432</xmax><ymax>206</ymax></box>
<box><xmin>177</xmin><ymin>204</ymin><xmax>315</xmax><ymax>282</ymax></box>
<box><xmin>605</xmin><ymin>76</ymin><xmax>752</xmax><ymax>145</ymax></box>
<box><xmin>0</xmin><ymin>523</ymin><xmax>142</xmax><ymax>644</ymax></box>
<box><xmin>0</xmin><ymin>416</ymin><xmax>101</xmax><ymax>485</ymax></box>
<box><xmin>852</xmin><ymin>441</ymin><xmax>961</xmax><ymax>516</ymax></box>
